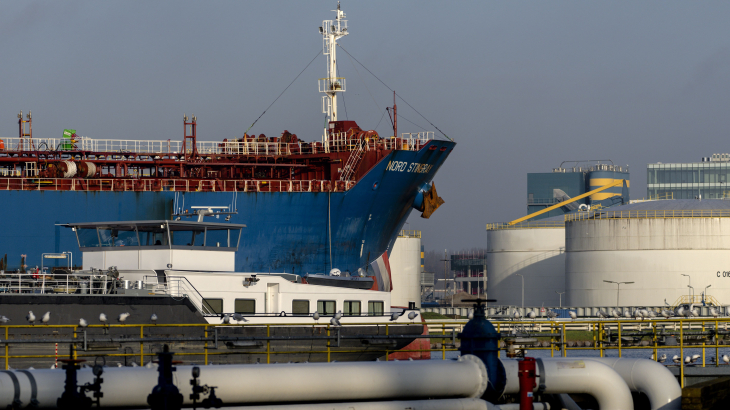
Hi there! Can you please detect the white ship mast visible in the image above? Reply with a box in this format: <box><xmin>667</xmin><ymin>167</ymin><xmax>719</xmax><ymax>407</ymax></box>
<box><xmin>319</xmin><ymin>3</ymin><xmax>348</xmax><ymax>139</ymax></box>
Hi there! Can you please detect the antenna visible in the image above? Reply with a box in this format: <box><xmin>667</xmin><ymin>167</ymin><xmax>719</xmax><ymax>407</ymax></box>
<box><xmin>318</xmin><ymin>3</ymin><xmax>349</xmax><ymax>141</ymax></box>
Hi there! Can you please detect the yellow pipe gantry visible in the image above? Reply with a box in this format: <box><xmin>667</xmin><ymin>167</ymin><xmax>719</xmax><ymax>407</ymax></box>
<box><xmin>507</xmin><ymin>179</ymin><xmax>625</xmax><ymax>226</ymax></box>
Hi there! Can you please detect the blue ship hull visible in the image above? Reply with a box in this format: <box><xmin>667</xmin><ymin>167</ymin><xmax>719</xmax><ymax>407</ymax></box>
<box><xmin>0</xmin><ymin>140</ymin><xmax>454</xmax><ymax>274</ymax></box>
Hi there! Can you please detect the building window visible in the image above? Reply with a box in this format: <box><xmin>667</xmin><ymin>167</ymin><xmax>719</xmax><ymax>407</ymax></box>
<box><xmin>368</xmin><ymin>301</ymin><xmax>384</xmax><ymax>316</ymax></box>
<box><xmin>317</xmin><ymin>300</ymin><xmax>336</xmax><ymax>316</ymax></box>
<box><xmin>344</xmin><ymin>301</ymin><xmax>361</xmax><ymax>316</ymax></box>
<box><xmin>202</xmin><ymin>298</ymin><xmax>223</xmax><ymax>315</ymax></box>
<box><xmin>292</xmin><ymin>300</ymin><xmax>309</xmax><ymax>316</ymax></box>
<box><xmin>234</xmin><ymin>299</ymin><xmax>256</xmax><ymax>314</ymax></box>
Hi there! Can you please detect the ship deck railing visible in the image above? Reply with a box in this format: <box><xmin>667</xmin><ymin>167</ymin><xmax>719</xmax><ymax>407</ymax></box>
<box><xmin>0</xmin><ymin>132</ymin><xmax>433</xmax><ymax>158</ymax></box>
<box><xmin>0</xmin><ymin>272</ymin><xmax>114</xmax><ymax>295</ymax></box>
<box><xmin>0</xmin><ymin>177</ymin><xmax>356</xmax><ymax>193</ymax></box>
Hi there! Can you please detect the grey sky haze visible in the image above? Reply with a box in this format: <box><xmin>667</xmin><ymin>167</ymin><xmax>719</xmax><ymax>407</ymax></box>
<box><xmin>2</xmin><ymin>1</ymin><xmax>730</xmax><ymax>253</ymax></box>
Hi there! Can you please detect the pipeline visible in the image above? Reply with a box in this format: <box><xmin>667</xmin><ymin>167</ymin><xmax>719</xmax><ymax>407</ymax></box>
<box><xmin>220</xmin><ymin>398</ymin><xmax>499</xmax><ymax>410</ymax></box>
<box><xmin>584</xmin><ymin>358</ymin><xmax>681</xmax><ymax>410</ymax></box>
<box><xmin>501</xmin><ymin>358</ymin><xmax>634</xmax><ymax>410</ymax></box>
<box><xmin>0</xmin><ymin>355</ymin><xmax>487</xmax><ymax>408</ymax></box>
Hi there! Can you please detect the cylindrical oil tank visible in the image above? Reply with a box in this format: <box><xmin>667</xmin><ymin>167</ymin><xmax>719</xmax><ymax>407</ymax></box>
<box><xmin>487</xmin><ymin>217</ymin><xmax>565</xmax><ymax>307</ymax></box>
<box><xmin>389</xmin><ymin>231</ymin><xmax>422</xmax><ymax>308</ymax></box>
<box><xmin>588</xmin><ymin>169</ymin><xmax>629</xmax><ymax>204</ymax></box>
<box><xmin>566</xmin><ymin>199</ymin><xmax>730</xmax><ymax>306</ymax></box>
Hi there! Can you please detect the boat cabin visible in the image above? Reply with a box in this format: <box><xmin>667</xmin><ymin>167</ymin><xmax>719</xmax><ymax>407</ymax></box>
<box><xmin>63</xmin><ymin>220</ymin><xmax>245</xmax><ymax>272</ymax></box>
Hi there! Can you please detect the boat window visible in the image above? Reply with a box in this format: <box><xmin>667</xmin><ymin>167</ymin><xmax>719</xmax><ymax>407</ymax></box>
<box><xmin>234</xmin><ymin>299</ymin><xmax>256</xmax><ymax>314</ymax></box>
<box><xmin>140</xmin><ymin>229</ymin><xmax>169</xmax><ymax>246</ymax></box>
<box><xmin>170</xmin><ymin>228</ymin><xmax>204</xmax><ymax>247</ymax></box>
<box><xmin>205</xmin><ymin>228</ymin><xmax>229</xmax><ymax>247</ymax></box>
<box><xmin>76</xmin><ymin>228</ymin><xmax>100</xmax><ymax>248</ymax></box>
<box><xmin>292</xmin><ymin>300</ymin><xmax>309</xmax><ymax>315</ymax></box>
<box><xmin>97</xmin><ymin>226</ymin><xmax>139</xmax><ymax>247</ymax></box>
<box><xmin>344</xmin><ymin>301</ymin><xmax>361</xmax><ymax>316</ymax></box>
<box><xmin>368</xmin><ymin>301</ymin><xmax>384</xmax><ymax>316</ymax></box>
<box><xmin>317</xmin><ymin>300</ymin><xmax>336</xmax><ymax>316</ymax></box>
<box><xmin>202</xmin><ymin>298</ymin><xmax>223</xmax><ymax>315</ymax></box>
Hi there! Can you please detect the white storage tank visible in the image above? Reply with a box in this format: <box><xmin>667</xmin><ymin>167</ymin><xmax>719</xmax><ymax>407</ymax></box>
<box><xmin>486</xmin><ymin>217</ymin><xmax>566</xmax><ymax>307</ymax></box>
<box><xmin>388</xmin><ymin>230</ymin><xmax>422</xmax><ymax>308</ymax></box>
<box><xmin>566</xmin><ymin>199</ymin><xmax>730</xmax><ymax>306</ymax></box>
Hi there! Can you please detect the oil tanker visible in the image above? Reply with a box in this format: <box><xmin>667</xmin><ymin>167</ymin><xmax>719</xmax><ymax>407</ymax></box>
<box><xmin>0</xmin><ymin>4</ymin><xmax>454</xmax><ymax>275</ymax></box>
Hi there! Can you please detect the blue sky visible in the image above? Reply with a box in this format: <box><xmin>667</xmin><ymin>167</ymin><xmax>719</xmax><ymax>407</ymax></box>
<box><xmin>2</xmin><ymin>1</ymin><xmax>730</xmax><ymax>252</ymax></box>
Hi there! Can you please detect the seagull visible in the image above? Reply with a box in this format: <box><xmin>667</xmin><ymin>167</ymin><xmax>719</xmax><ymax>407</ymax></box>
<box><xmin>150</xmin><ymin>314</ymin><xmax>158</xmax><ymax>323</ymax></box>
<box><xmin>329</xmin><ymin>317</ymin><xmax>341</xmax><ymax>327</ymax></box>
<box><xmin>513</xmin><ymin>310</ymin><xmax>521</xmax><ymax>320</ymax></box>
<box><xmin>661</xmin><ymin>309</ymin><xmax>672</xmax><ymax>318</ymax></box>
<box><xmin>685</xmin><ymin>356</ymin><xmax>691</xmax><ymax>364</ymax></box>
<box><xmin>676</xmin><ymin>306</ymin><xmax>685</xmax><ymax>317</ymax></box>
<box><xmin>623</xmin><ymin>310</ymin><xmax>632</xmax><ymax>318</ymax></box>
<box><xmin>99</xmin><ymin>313</ymin><xmax>107</xmax><ymax>323</ymax></box>
<box><xmin>26</xmin><ymin>311</ymin><xmax>36</xmax><ymax>325</ymax></box>
<box><xmin>390</xmin><ymin>312</ymin><xmax>400</xmax><ymax>321</ymax></box>
<box><xmin>312</xmin><ymin>311</ymin><xmax>320</xmax><ymax>321</ymax></box>
<box><xmin>648</xmin><ymin>310</ymin><xmax>657</xmax><ymax>318</ymax></box>
<box><xmin>334</xmin><ymin>310</ymin><xmax>343</xmax><ymax>320</ymax></box>
<box><xmin>597</xmin><ymin>310</ymin><xmax>608</xmax><ymax>319</ymax></box>
<box><xmin>634</xmin><ymin>310</ymin><xmax>643</xmax><ymax>320</ymax></box>
<box><xmin>407</xmin><ymin>311</ymin><xmax>418</xmax><ymax>320</ymax></box>
<box><xmin>723</xmin><ymin>355</ymin><xmax>729</xmax><ymax>365</ymax></box>
<box><xmin>546</xmin><ymin>310</ymin><xmax>558</xmax><ymax>319</ymax></box>
<box><xmin>232</xmin><ymin>313</ymin><xmax>248</xmax><ymax>322</ymax></box>
<box><xmin>568</xmin><ymin>311</ymin><xmax>577</xmax><ymax>321</ymax></box>
<box><xmin>79</xmin><ymin>318</ymin><xmax>88</xmax><ymax>328</ymax></box>
<box><xmin>659</xmin><ymin>354</ymin><xmax>667</xmax><ymax>363</ymax></box>
<box><xmin>467</xmin><ymin>309</ymin><xmax>474</xmax><ymax>320</ymax></box>
<box><xmin>117</xmin><ymin>312</ymin><xmax>130</xmax><ymax>323</ymax></box>
<box><xmin>41</xmin><ymin>312</ymin><xmax>50</xmax><ymax>324</ymax></box>
<box><xmin>221</xmin><ymin>314</ymin><xmax>231</xmax><ymax>324</ymax></box>
<box><xmin>0</xmin><ymin>316</ymin><xmax>10</xmax><ymax>324</ymax></box>
<box><xmin>692</xmin><ymin>354</ymin><xmax>701</xmax><ymax>363</ymax></box>
<box><xmin>711</xmin><ymin>307</ymin><xmax>719</xmax><ymax>318</ymax></box>
<box><xmin>672</xmin><ymin>355</ymin><xmax>681</xmax><ymax>364</ymax></box>
<box><xmin>611</xmin><ymin>309</ymin><xmax>620</xmax><ymax>318</ymax></box>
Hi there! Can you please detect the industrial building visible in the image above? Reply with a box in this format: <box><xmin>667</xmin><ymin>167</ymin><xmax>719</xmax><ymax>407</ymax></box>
<box><xmin>527</xmin><ymin>161</ymin><xmax>630</xmax><ymax>220</ymax></box>
<box><xmin>486</xmin><ymin>216</ymin><xmax>566</xmax><ymax>307</ymax></box>
<box><xmin>565</xmin><ymin>199</ymin><xmax>730</xmax><ymax>307</ymax></box>
<box><xmin>450</xmin><ymin>252</ymin><xmax>487</xmax><ymax>297</ymax></box>
<box><xmin>647</xmin><ymin>154</ymin><xmax>730</xmax><ymax>199</ymax></box>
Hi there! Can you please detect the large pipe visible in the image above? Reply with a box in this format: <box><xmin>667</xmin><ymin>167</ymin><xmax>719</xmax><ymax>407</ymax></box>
<box><xmin>223</xmin><ymin>398</ymin><xmax>499</xmax><ymax>410</ymax></box>
<box><xmin>0</xmin><ymin>355</ymin><xmax>487</xmax><ymax>408</ymax></box>
<box><xmin>584</xmin><ymin>358</ymin><xmax>681</xmax><ymax>410</ymax></box>
<box><xmin>501</xmin><ymin>358</ymin><xmax>633</xmax><ymax>410</ymax></box>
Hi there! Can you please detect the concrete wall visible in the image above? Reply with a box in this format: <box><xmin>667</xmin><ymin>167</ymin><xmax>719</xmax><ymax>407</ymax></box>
<box><xmin>566</xmin><ymin>218</ymin><xmax>730</xmax><ymax>306</ymax></box>
<box><xmin>389</xmin><ymin>236</ymin><xmax>422</xmax><ymax>308</ymax></box>
<box><xmin>487</xmin><ymin>228</ymin><xmax>565</xmax><ymax>307</ymax></box>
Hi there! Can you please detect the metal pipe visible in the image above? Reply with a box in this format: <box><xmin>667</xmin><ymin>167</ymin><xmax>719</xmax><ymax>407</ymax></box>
<box><xmin>584</xmin><ymin>358</ymin><xmax>681</xmax><ymax>410</ymax></box>
<box><xmin>221</xmin><ymin>398</ymin><xmax>499</xmax><ymax>410</ymax></box>
<box><xmin>501</xmin><ymin>358</ymin><xmax>633</xmax><ymax>410</ymax></box>
<box><xmin>0</xmin><ymin>354</ymin><xmax>487</xmax><ymax>408</ymax></box>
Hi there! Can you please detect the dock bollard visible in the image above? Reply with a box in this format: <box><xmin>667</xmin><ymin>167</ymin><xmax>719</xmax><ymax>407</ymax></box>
<box><xmin>458</xmin><ymin>298</ymin><xmax>506</xmax><ymax>401</ymax></box>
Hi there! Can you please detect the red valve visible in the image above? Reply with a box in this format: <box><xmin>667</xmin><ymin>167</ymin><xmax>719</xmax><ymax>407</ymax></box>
<box><xmin>518</xmin><ymin>357</ymin><xmax>537</xmax><ymax>410</ymax></box>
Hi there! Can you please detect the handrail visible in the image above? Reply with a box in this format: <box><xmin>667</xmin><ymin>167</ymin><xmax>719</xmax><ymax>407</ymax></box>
<box><xmin>486</xmin><ymin>221</ymin><xmax>565</xmax><ymax>230</ymax></box>
<box><xmin>0</xmin><ymin>271</ymin><xmax>114</xmax><ymax>295</ymax></box>
<box><xmin>565</xmin><ymin>209</ymin><xmax>730</xmax><ymax>222</ymax></box>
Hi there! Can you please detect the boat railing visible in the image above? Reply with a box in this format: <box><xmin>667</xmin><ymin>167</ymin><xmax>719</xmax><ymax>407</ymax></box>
<box><xmin>148</xmin><ymin>275</ymin><xmax>215</xmax><ymax>315</ymax></box>
<box><xmin>0</xmin><ymin>271</ymin><xmax>114</xmax><ymax>295</ymax></box>
<box><xmin>0</xmin><ymin>132</ymin><xmax>433</xmax><ymax>157</ymax></box>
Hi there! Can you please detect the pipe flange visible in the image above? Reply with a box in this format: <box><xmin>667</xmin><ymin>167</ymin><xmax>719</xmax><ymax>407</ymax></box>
<box><xmin>459</xmin><ymin>354</ymin><xmax>488</xmax><ymax>398</ymax></box>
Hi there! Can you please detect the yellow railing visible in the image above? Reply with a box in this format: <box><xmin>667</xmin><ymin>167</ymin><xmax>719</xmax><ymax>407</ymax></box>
<box><xmin>486</xmin><ymin>221</ymin><xmax>565</xmax><ymax>230</ymax></box>
<box><xmin>6</xmin><ymin>318</ymin><xmax>730</xmax><ymax>388</ymax></box>
<box><xmin>672</xmin><ymin>294</ymin><xmax>722</xmax><ymax>307</ymax></box>
<box><xmin>565</xmin><ymin>209</ymin><xmax>730</xmax><ymax>222</ymax></box>
<box><xmin>398</xmin><ymin>230</ymin><xmax>422</xmax><ymax>238</ymax></box>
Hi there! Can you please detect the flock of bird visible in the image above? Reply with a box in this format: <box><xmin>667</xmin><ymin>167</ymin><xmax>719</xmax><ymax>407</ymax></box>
<box><xmin>13</xmin><ymin>311</ymin><xmax>142</xmax><ymax>327</ymax></box>
<box><xmin>509</xmin><ymin>304</ymin><xmax>727</xmax><ymax>321</ymax></box>
<box><xmin>650</xmin><ymin>353</ymin><xmax>730</xmax><ymax>366</ymax></box>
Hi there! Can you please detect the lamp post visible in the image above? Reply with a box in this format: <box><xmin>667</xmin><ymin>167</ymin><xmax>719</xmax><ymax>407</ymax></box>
<box><xmin>704</xmin><ymin>284</ymin><xmax>712</xmax><ymax>304</ymax></box>
<box><xmin>555</xmin><ymin>291</ymin><xmax>565</xmax><ymax>307</ymax></box>
<box><xmin>516</xmin><ymin>274</ymin><xmax>524</xmax><ymax>308</ymax></box>
<box><xmin>441</xmin><ymin>251</ymin><xmax>452</xmax><ymax>308</ymax></box>
<box><xmin>603</xmin><ymin>280</ymin><xmax>634</xmax><ymax>306</ymax></box>
<box><xmin>682</xmin><ymin>274</ymin><xmax>692</xmax><ymax>301</ymax></box>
